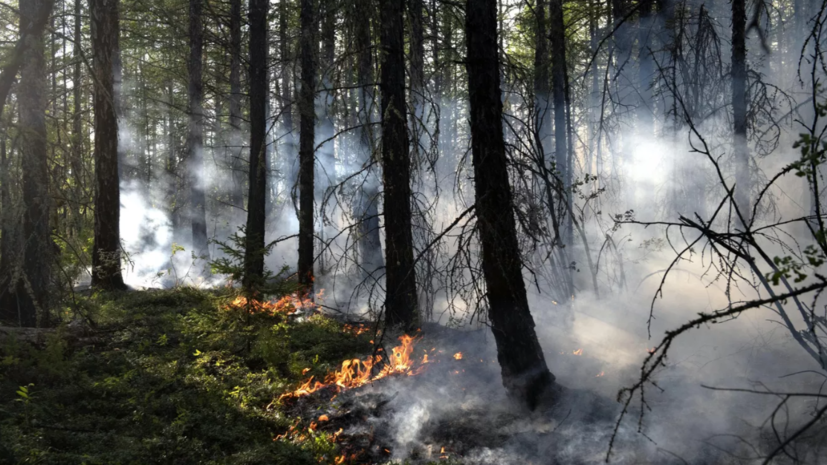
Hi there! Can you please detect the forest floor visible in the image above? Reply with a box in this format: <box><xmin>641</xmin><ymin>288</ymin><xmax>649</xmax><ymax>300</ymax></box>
<box><xmin>0</xmin><ymin>287</ymin><xmax>473</xmax><ymax>465</ymax></box>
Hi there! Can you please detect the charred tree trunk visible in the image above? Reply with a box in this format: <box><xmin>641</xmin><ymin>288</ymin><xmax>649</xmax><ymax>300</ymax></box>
<box><xmin>380</xmin><ymin>0</ymin><xmax>417</xmax><ymax>329</ymax></box>
<box><xmin>355</xmin><ymin>0</ymin><xmax>384</xmax><ymax>277</ymax></box>
<box><xmin>638</xmin><ymin>0</ymin><xmax>654</xmax><ymax>135</ymax></box>
<box><xmin>229</xmin><ymin>0</ymin><xmax>244</xmax><ymax>210</ymax></box>
<box><xmin>549</xmin><ymin>0</ymin><xmax>571</xmax><ymax>245</ymax></box>
<box><xmin>297</xmin><ymin>0</ymin><xmax>316</xmax><ymax>288</ymax></box>
<box><xmin>731</xmin><ymin>0</ymin><xmax>750</xmax><ymax>221</ymax></box>
<box><xmin>187</xmin><ymin>0</ymin><xmax>209</xmax><ymax>261</ymax></box>
<box><xmin>465</xmin><ymin>0</ymin><xmax>556</xmax><ymax>409</ymax></box>
<box><xmin>90</xmin><ymin>0</ymin><xmax>126</xmax><ymax>292</ymax></box>
<box><xmin>243</xmin><ymin>0</ymin><xmax>269</xmax><ymax>288</ymax></box>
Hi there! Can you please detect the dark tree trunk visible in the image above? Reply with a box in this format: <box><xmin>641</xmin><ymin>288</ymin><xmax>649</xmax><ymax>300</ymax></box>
<box><xmin>380</xmin><ymin>0</ymin><xmax>417</xmax><ymax>330</ymax></box>
<box><xmin>279</xmin><ymin>0</ymin><xmax>295</xmax><ymax>196</ymax></box>
<box><xmin>90</xmin><ymin>0</ymin><xmax>126</xmax><ymax>292</ymax></box>
<box><xmin>243</xmin><ymin>0</ymin><xmax>269</xmax><ymax>288</ymax></box>
<box><xmin>533</xmin><ymin>0</ymin><xmax>550</xmax><ymax>151</ymax></box>
<box><xmin>465</xmin><ymin>0</ymin><xmax>556</xmax><ymax>409</ymax></box>
<box><xmin>549</xmin><ymin>0</ymin><xmax>570</xmax><ymax>244</ymax></box>
<box><xmin>72</xmin><ymin>0</ymin><xmax>84</xmax><ymax>235</ymax></box>
<box><xmin>638</xmin><ymin>0</ymin><xmax>654</xmax><ymax>135</ymax></box>
<box><xmin>355</xmin><ymin>0</ymin><xmax>384</xmax><ymax>276</ymax></box>
<box><xmin>0</xmin><ymin>132</ymin><xmax>8</xmax><ymax>281</ymax></box>
<box><xmin>187</xmin><ymin>0</ymin><xmax>209</xmax><ymax>260</ymax></box>
<box><xmin>229</xmin><ymin>0</ymin><xmax>244</xmax><ymax>210</ymax></box>
<box><xmin>731</xmin><ymin>0</ymin><xmax>750</xmax><ymax>221</ymax></box>
<box><xmin>317</xmin><ymin>0</ymin><xmax>336</xmax><ymax>275</ymax></box>
<box><xmin>11</xmin><ymin>0</ymin><xmax>55</xmax><ymax>326</ymax></box>
<box><xmin>297</xmin><ymin>0</ymin><xmax>316</xmax><ymax>288</ymax></box>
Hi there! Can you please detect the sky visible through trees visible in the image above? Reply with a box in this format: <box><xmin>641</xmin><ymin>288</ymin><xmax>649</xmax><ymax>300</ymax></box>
<box><xmin>1</xmin><ymin>0</ymin><xmax>827</xmax><ymax>462</ymax></box>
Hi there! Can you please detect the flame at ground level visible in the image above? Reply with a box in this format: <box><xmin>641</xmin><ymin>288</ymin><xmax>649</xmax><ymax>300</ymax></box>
<box><xmin>281</xmin><ymin>334</ymin><xmax>430</xmax><ymax>400</ymax></box>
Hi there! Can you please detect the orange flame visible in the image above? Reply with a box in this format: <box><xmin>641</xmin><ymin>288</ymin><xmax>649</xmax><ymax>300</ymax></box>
<box><xmin>227</xmin><ymin>291</ymin><xmax>320</xmax><ymax>316</ymax></box>
<box><xmin>280</xmin><ymin>335</ymin><xmax>430</xmax><ymax>400</ymax></box>
<box><xmin>596</xmin><ymin>371</ymin><xmax>605</xmax><ymax>377</ymax></box>
<box><xmin>453</xmin><ymin>352</ymin><xmax>463</xmax><ymax>360</ymax></box>
<box><xmin>342</xmin><ymin>323</ymin><xmax>372</xmax><ymax>337</ymax></box>
<box><xmin>572</xmin><ymin>348</ymin><xmax>583</xmax><ymax>356</ymax></box>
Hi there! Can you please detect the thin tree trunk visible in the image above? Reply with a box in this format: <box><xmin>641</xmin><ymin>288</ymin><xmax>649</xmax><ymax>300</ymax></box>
<box><xmin>297</xmin><ymin>0</ymin><xmax>316</xmax><ymax>288</ymax></box>
<box><xmin>187</xmin><ymin>0</ymin><xmax>209</xmax><ymax>261</ymax></box>
<box><xmin>229</xmin><ymin>0</ymin><xmax>244</xmax><ymax>210</ymax></box>
<box><xmin>243</xmin><ymin>0</ymin><xmax>269</xmax><ymax>289</ymax></box>
<box><xmin>355</xmin><ymin>0</ymin><xmax>383</xmax><ymax>276</ymax></box>
<box><xmin>731</xmin><ymin>0</ymin><xmax>750</xmax><ymax>221</ymax></box>
<box><xmin>380</xmin><ymin>0</ymin><xmax>417</xmax><ymax>329</ymax></box>
<box><xmin>549</xmin><ymin>0</ymin><xmax>570</xmax><ymax>244</ymax></box>
<box><xmin>71</xmin><ymin>0</ymin><xmax>84</xmax><ymax>235</ymax></box>
<box><xmin>318</xmin><ymin>0</ymin><xmax>336</xmax><ymax>275</ymax></box>
<box><xmin>465</xmin><ymin>0</ymin><xmax>556</xmax><ymax>409</ymax></box>
<box><xmin>90</xmin><ymin>0</ymin><xmax>125</xmax><ymax>292</ymax></box>
<box><xmin>279</xmin><ymin>0</ymin><xmax>295</xmax><ymax>201</ymax></box>
<box><xmin>533</xmin><ymin>0</ymin><xmax>550</xmax><ymax>157</ymax></box>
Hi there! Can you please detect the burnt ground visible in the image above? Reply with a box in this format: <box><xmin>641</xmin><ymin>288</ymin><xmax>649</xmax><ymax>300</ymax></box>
<box><xmin>279</xmin><ymin>322</ymin><xmax>711</xmax><ymax>465</ymax></box>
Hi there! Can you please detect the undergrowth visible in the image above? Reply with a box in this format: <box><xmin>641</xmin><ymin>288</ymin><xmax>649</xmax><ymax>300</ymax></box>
<box><xmin>0</xmin><ymin>287</ymin><xmax>420</xmax><ymax>465</ymax></box>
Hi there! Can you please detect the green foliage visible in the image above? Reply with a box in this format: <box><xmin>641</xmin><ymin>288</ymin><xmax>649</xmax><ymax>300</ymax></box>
<box><xmin>0</xmin><ymin>288</ymin><xmax>373</xmax><ymax>464</ymax></box>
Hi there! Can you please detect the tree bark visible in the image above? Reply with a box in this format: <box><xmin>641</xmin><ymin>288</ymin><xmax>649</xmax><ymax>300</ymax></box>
<box><xmin>355</xmin><ymin>0</ymin><xmax>384</xmax><ymax>277</ymax></box>
<box><xmin>229</xmin><ymin>0</ymin><xmax>244</xmax><ymax>210</ymax></box>
<box><xmin>279</xmin><ymin>0</ymin><xmax>295</xmax><ymax>201</ymax></box>
<box><xmin>90</xmin><ymin>0</ymin><xmax>126</xmax><ymax>292</ymax></box>
<box><xmin>71</xmin><ymin>0</ymin><xmax>84</xmax><ymax>235</ymax></box>
<box><xmin>549</xmin><ymin>0</ymin><xmax>571</xmax><ymax>245</ymax></box>
<box><xmin>380</xmin><ymin>0</ymin><xmax>418</xmax><ymax>330</ymax></box>
<box><xmin>243</xmin><ymin>0</ymin><xmax>269</xmax><ymax>288</ymax></box>
<box><xmin>297</xmin><ymin>0</ymin><xmax>316</xmax><ymax>289</ymax></box>
<box><xmin>465</xmin><ymin>0</ymin><xmax>556</xmax><ymax>409</ymax></box>
<box><xmin>188</xmin><ymin>0</ymin><xmax>209</xmax><ymax>261</ymax></box>
<box><xmin>731</xmin><ymin>0</ymin><xmax>750</xmax><ymax>221</ymax></box>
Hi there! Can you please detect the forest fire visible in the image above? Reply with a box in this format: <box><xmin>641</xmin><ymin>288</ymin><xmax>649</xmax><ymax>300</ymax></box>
<box><xmin>226</xmin><ymin>291</ymin><xmax>319</xmax><ymax>316</ymax></box>
<box><xmin>280</xmin><ymin>334</ymin><xmax>430</xmax><ymax>400</ymax></box>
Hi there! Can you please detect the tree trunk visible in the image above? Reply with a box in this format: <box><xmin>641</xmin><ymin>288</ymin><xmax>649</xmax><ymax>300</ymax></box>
<box><xmin>549</xmin><ymin>0</ymin><xmax>570</xmax><ymax>244</ymax></box>
<box><xmin>71</xmin><ymin>0</ymin><xmax>84</xmax><ymax>235</ymax></box>
<box><xmin>229</xmin><ymin>0</ymin><xmax>244</xmax><ymax>210</ymax></box>
<box><xmin>297</xmin><ymin>0</ymin><xmax>316</xmax><ymax>288</ymax></box>
<box><xmin>187</xmin><ymin>0</ymin><xmax>209</xmax><ymax>261</ymax></box>
<box><xmin>90</xmin><ymin>0</ymin><xmax>126</xmax><ymax>292</ymax></box>
<box><xmin>318</xmin><ymin>0</ymin><xmax>336</xmax><ymax>275</ymax></box>
<box><xmin>731</xmin><ymin>0</ymin><xmax>750</xmax><ymax>221</ymax></box>
<box><xmin>0</xmin><ymin>132</ymin><xmax>8</xmax><ymax>281</ymax></box>
<box><xmin>533</xmin><ymin>0</ymin><xmax>551</xmax><ymax>158</ymax></box>
<box><xmin>355</xmin><ymin>0</ymin><xmax>384</xmax><ymax>276</ymax></box>
<box><xmin>279</xmin><ymin>0</ymin><xmax>295</xmax><ymax>202</ymax></box>
<box><xmin>638</xmin><ymin>0</ymin><xmax>654</xmax><ymax>135</ymax></box>
<box><xmin>465</xmin><ymin>0</ymin><xmax>556</xmax><ymax>409</ymax></box>
<box><xmin>380</xmin><ymin>0</ymin><xmax>417</xmax><ymax>330</ymax></box>
<box><xmin>243</xmin><ymin>0</ymin><xmax>269</xmax><ymax>289</ymax></box>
